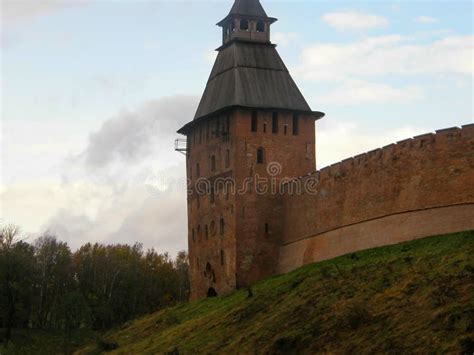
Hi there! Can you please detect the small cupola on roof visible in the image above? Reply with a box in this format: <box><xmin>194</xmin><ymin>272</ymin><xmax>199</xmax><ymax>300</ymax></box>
<box><xmin>217</xmin><ymin>0</ymin><xmax>277</xmax><ymax>45</ymax></box>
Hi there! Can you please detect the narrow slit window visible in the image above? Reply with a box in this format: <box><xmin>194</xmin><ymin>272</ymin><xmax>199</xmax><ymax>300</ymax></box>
<box><xmin>196</xmin><ymin>163</ymin><xmax>200</xmax><ymax>177</ymax></box>
<box><xmin>251</xmin><ymin>110</ymin><xmax>258</xmax><ymax>132</ymax></box>
<box><xmin>265</xmin><ymin>223</ymin><xmax>269</xmax><ymax>235</ymax></box>
<box><xmin>284</xmin><ymin>125</ymin><xmax>288</xmax><ymax>135</ymax></box>
<box><xmin>220</xmin><ymin>250</ymin><xmax>225</xmax><ymax>265</ymax></box>
<box><xmin>205</xmin><ymin>225</ymin><xmax>209</xmax><ymax>240</ymax></box>
<box><xmin>263</xmin><ymin>123</ymin><xmax>267</xmax><ymax>133</ymax></box>
<box><xmin>272</xmin><ymin>112</ymin><xmax>278</xmax><ymax>133</ymax></box>
<box><xmin>257</xmin><ymin>148</ymin><xmax>264</xmax><ymax>164</ymax></box>
<box><xmin>211</xmin><ymin>155</ymin><xmax>216</xmax><ymax>172</ymax></box>
<box><xmin>225</xmin><ymin>149</ymin><xmax>230</xmax><ymax>168</ymax></box>
<box><xmin>220</xmin><ymin>218</ymin><xmax>224</xmax><ymax>236</ymax></box>
<box><xmin>292</xmin><ymin>114</ymin><xmax>299</xmax><ymax>135</ymax></box>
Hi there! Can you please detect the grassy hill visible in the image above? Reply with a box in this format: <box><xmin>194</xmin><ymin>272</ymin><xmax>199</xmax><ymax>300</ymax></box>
<box><xmin>77</xmin><ymin>231</ymin><xmax>473</xmax><ymax>354</ymax></box>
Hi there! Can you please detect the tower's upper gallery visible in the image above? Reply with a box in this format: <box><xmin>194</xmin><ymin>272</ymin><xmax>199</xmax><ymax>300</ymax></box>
<box><xmin>217</xmin><ymin>0</ymin><xmax>277</xmax><ymax>46</ymax></box>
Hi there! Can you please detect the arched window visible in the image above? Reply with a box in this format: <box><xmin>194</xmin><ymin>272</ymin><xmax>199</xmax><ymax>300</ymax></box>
<box><xmin>225</xmin><ymin>149</ymin><xmax>230</xmax><ymax>168</ymax></box>
<box><xmin>256</xmin><ymin>21</ymin><xmax>265</xmax><ymax>32</ymax></box>
<box><xmin>220</xmin><ymin>218</ymin><xmax>225</xmax><ymax>236</ymax></box>
<box><xmin>207</xmin><ymin>287</ymin><xmax>217</xmax><ymax>297</ymax></box>
<box><xmin>240</xmin><ymin>19</ymin><xmax>249</xmax><ymax>31</ymax></box>
<box><xmin>257</xmin><ymin>148</ymin><xmax>264</xmax><ymax>164</ymax></box>
<box><xmin>211</xmin><ymin>155</ymin><xmax>216</xmax><ymax>172</ymax></box>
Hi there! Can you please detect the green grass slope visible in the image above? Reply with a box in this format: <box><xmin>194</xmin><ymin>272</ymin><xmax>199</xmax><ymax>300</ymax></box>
<box><xmin>79</xmin><ymin>231</ymin><xmax>474</xmax><ymax>354</ymax></box>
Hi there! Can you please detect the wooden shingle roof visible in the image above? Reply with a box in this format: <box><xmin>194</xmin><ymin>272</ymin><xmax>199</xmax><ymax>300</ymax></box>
<box><xmin>178</xmin><ymin>41</ymin><xmax>321</xmax><ymax>134</ymax></box>
<box><xmin>228</xmin><ymin>0</ymin><xmax>268</xmax><ymax>18</ymax></box>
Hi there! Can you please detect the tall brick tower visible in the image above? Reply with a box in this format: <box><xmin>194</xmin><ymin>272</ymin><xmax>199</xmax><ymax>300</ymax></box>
<box><xmin>177</xmin><ymin>0</ymin><xmax>324</xmax><ymax>300</ymax></box>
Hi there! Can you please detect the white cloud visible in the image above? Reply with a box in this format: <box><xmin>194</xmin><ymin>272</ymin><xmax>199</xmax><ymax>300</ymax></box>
<box><xmin>204</xmin><ymin>50</ymin><xmax>218</xmax><ymax>64</ymax></box>
<box><xmin>272</xmin><ymin>32</ymin><xmax>299</xmax><ymax>46</ymax></box>
<box><xmin>322</xmin><ymin>11</ymin><xmax>389</xmax><ymax>31</ymax></box>
<box><xmin>1</xmin><ymin>96</ymin><xmax>197</xmax><ymax>255</ymax></box>
<box><xmin>1</xmin><ymin>0</ymin><xmax>86</xmax><ymax>47</ymax></box>
<box><xmin>319</xmin><ymin>79</ymin><xmax>424</xmax><ymax>105</ymax></box>
<box><xmin>415</xmin><ymin>16</ymin><xmax>438</xmax><ymax>24</ymax></box>
<box><xmin>295</xmin><ymin>35</ymin><xmax>474</xmax><ymax>82</ymax></box>
<box><xmin>317</xmin><ymin>120</ymin><xmax>429</xmax><ymax>168</ymax></box>
<box><xmin>0</xmin><ymin>0</ymin><xmax>84</xmax><ymax>28</ymax></box>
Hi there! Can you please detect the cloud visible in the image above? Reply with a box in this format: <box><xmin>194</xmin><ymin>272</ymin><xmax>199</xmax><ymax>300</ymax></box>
<box><xmin>322</xmin><ymin>11</ymin><xmax>389</xmax><ymax>31</ymax></box>
<box><xmin>295</xmin><ymin>35</ymin><xmax>474</xmax><ymax>82</ymax></box>
<box><xmin>272</xmin><ymin>32</ymin><xmax>299</xmax><ymax>46</ymax></box>
<box><xmin>319</xmin><ymin>79</ymin><xmax>424</xmax><ymax>105</ymax></box>
<box><xmin>78</xmin><ymin>95</ymin><xmax>198</xmax><ymax>170</ymax></box>
<box><xmin>204</xmin><ymin>50</ymin><xmax>218</xmax><ymax>64</ymax></box>
<box><xmin>41</xmin><ymin>180</ymin><xmax>188</xmax><ymax>254</ymax></box>
<box><xmin>415</xmin><ymin>16</ymin><xmax>438</xmax><ymax>24</ymax></box>
<box><xmin>316</xmin><ymin>120</ymin><xmax>429</xmax><ymax>168</ymax></box>
<box><xmin>1</xmin><ymin>0</ymin><xmax>86</xmax><ymax>47</ymax></box>
<box><xmin>105</xmin><ymin>188</ymin><xmax>187</xmax><ymax>254</ymax></box>
<box><xmin>1</xmin><ymin>0</ymin><xmax>83</xmax><ymax>28</ymax></box>
<box><xmin>2</xmin><ymin>95</ymin><xmax>197</xmax><ymax>254</ymax></box>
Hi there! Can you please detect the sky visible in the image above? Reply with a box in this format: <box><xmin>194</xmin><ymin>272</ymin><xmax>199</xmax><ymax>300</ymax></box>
<box><xmin>1</xmin><ymin>0</ymin><xmax>473</xmax><ymax>255</ymax></box>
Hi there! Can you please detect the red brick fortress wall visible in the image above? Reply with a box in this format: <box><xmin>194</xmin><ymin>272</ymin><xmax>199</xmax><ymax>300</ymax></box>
<box><xmin>278</xmin><ymin>124</ymin><xmax>474</xmax><ymax>273</ymax></box>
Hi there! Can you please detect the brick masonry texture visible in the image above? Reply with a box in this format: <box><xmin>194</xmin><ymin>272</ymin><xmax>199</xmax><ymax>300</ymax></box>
<box><xmin>186</xmin><ymin>110</ymin><xmax>474</xmax><ymax>300</ymax></box>
<box><xmin>186</xmin><ymin>108</ymin><xmax>317</xmax><ymax>299</ymax></box>
<box><xmin>279</xmin><ymin>124</ymin><xmax>474</xmax><ymax>273</ymax></box>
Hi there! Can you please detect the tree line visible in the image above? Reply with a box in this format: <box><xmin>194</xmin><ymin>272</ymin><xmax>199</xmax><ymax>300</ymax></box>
<box><xmin>0</xmin><ymin>224</ymin><xmax>189</xmax><ymax>346</ymax></box>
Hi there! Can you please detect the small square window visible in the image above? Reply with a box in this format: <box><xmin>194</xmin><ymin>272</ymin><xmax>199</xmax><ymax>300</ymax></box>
<box><xmin>240</xmin><ymin>19</ymin><xmax>249</xmax><ymax>31</ymax></box>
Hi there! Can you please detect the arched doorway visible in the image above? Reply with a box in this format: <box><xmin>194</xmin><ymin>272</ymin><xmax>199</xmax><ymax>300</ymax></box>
<box><xmin>207</xmin><ymin>287</ymin><xmax>217</xmax><ymax>297</ymax></box>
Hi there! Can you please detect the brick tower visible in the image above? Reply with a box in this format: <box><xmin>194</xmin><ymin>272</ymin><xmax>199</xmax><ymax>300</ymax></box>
<box><xmin>177</xmin><ymin>0</ymin><xmax>324</xmax><ymax>300</ymax></box>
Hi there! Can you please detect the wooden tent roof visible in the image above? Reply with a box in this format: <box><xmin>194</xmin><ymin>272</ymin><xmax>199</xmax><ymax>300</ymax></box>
<box><xmin>229</xmin><ymin>0</ymin><xmax>268</xmax><ymax>18</ymax></box>
<box><xmin>217</xmin><ymin>0</ymin><xmax>276</xmax><ymax>26</ymax></box>
<box><xmin>195</xmin><ymin>41</ymin><xmax>312</xmax><ymax>118</ymax></box>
